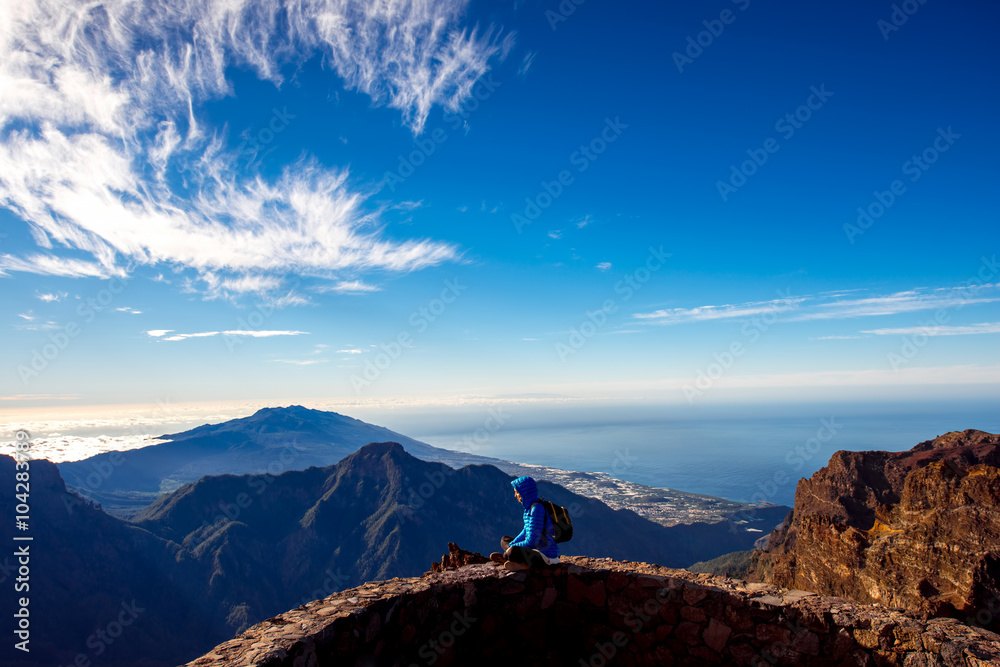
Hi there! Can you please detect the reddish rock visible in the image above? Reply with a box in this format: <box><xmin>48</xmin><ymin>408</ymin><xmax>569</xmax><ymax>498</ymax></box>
<box><xmin>689</xmin><ymin>644</ymin><xmax>723</xmax><ymax>663</ymax></box>
<box><xmin>703</xmin><ymin>617</ymin><xmax>732</xmax><ymax>653</ymax></box>
<box><xmin>567</xmin><ymin>574</ymin><xmax>607</xmax><ymax>607</ymax></box>
<box><xmin>430</xmin><ymin>542</ymin><xmax>490</xmax><ymax>572</ymax></box>
<box><xmin>752</xmin><ymin>430</ymin><xmax>1000</xmax><ymax>631</ymax></box>
<box><xmin>728</xmin><ymin>642</ymin><xmax>757</xmax><ymax>666</ymax></box>
<box><xmin>675</xmin><ymin>621</ymin><xmax>703</xmax><ymax>645</ymax></box>
<box><xmin>681</xmin><ymin>605</ymin><xmax>707</xmax><ymax>623</ymax></box>
<box><xmin>791</xmin><ymin>629</ymin><xmax>820</xmax><ymax>656</ymax></box>
<box><xmin>185</xmin><ymin>545</ymin><xmax>1000</xmax><ymax>667</ymax></box>
<box><xmin>756</xmin><ymin>623</ymin><xmax>792</xmax><ymax>645</ymax></box>
<box><xmin>651</xmin><ymin>645</ymin><xmax>676</xmax><ymax>666</ymax></box>
<box><xmin>608</xmin><ymin>571</ymin><xmax>631</xmax><ymax>592</ymax></box>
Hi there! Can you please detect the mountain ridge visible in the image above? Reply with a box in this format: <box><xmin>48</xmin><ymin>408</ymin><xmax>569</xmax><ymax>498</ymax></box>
<box><xmin>751</xmin><ymin>428</ymin><xmax>1000</xmax><ymax>631</ymax></box>
<box><xmin>4</xmin><ymin>439</ymin><xmax>782</xmax><ymax>666</ymax></box>
<box><xmin>57</xmin><ymin>405</ymin><xmax>503</xmax><ymax>514</ymax></box>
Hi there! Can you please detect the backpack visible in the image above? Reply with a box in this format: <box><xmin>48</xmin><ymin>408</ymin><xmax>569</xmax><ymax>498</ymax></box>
<box><xmin>533</xmin><ymin>498</ymin><xmax>574</xmax><ymax>543</ymax></box>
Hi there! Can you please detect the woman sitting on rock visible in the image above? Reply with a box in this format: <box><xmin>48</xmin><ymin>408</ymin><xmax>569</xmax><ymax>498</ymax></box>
<box><xmin>491</xmin><ymin>475</ymin><xmax>560</xmax><ymax>571</ymax></box>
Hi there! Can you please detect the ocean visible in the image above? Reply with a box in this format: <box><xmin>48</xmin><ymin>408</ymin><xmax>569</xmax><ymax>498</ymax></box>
<box><xmin>391</xmin><ymin>400</ymin><xmax>1000</xmax><ymax>507</ymax></box>
<box><xmin>4</xmin><ymin>399</ymin><xmax>996</xmax><ymax>507</ymax></box>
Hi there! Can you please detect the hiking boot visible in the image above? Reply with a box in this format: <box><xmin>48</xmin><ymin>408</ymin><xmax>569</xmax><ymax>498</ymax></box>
<box><xmin>503</xmin><ymin>560</ymin><xmax>530</xmax><ymax>572</ymax></box>
<box><xmin>489</xmin><ymin>552</ymin><xmax>506</xmax><ymax>565</ymax></box>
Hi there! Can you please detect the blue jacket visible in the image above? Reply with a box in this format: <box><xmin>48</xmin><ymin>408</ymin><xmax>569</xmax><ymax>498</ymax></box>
<box><xmin>509</xmin><ymin>476</ymin><xmax>558</xmax><ymax>559</ymax></box>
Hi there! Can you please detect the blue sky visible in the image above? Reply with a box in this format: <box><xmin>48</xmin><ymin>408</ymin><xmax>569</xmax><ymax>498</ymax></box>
<box><xmin>1</xmin><ymin>0</ymin><xmax>998</xmax><ymax>412</ymax></box>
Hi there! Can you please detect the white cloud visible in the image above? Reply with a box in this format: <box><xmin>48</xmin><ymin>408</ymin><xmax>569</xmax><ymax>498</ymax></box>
<box><xmin>861</xmin><ymin>322</ymin><xmax>1000</xmax><ymax>336</ymax></box>
<box><xmin>337</xmin><ymin>348</ymin><xmax>364</xmax><ymax>354</ymax></box>
<box><xmin>518</xmin><ymin>51</ymin><xmax>537</xmax><ymax>77</ymax></box>
<box><xmin>155</xmin><ymin>330</ymin><xmax>308</xmax><ymax>342</ymax></box>
<box><xmin>271</xmin><ymin>358</ymin><xmax>328</xmax><ymax>366</ymax></box>
<box><xmin>115</xmin><ymin>307</ymin><xmax>142</xmax><ymax>315</ymax></box>
<box><xmin>635</xmin><ymin>296</ymin><xmax>806</xmax><ymax>324</ymax></box>
<box><xmin>0</xmin><ymin>254</ymin><xmax>123</xmax><ymax>279</ymax></box>
<box><xmin>17</xmin><ymin>312</ymin><xmax>34</xmax><ymax>321</ymax></box>
<box><xmin>548</xmin><ymin>230</ymin><xmax>563</xmax><ymax>240</ymax></box>
<box><xmin>634</xmin><ymin>283</ymin><xmax>1000</xmax><ymax>326</ymax></box>
<box><xmin>146</xmin><ymin>330</ymin><xmax>172</xmax><ymax>337</ymax></box>
<box><xmin>316</xmin><ymin>280</ymin><xmax>382</xmax><ymax>294</ymax></box>
<box><xmin>0</xmin><ymin>0</ymin><xmax>506</xmax><ymax>293</ymax></box>
<box><xmin>791</xmin><ymin>285</ymin><xmax>1000</xmax><ymax>321</ymax></box>
<box><xmin>596</xmin><ymin>262</ymin><xmax>612</xmax><ymax>272</ymax></box>
<box><xmin>36</xmin><ymin>291</ymin><xmax>67</xmax><ymax>302</ymax></box>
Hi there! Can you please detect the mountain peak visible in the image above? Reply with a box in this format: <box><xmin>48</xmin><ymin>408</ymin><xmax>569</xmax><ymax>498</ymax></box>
<box><xmin>354</xmin><ymin>441</ymin><xmax>407</xmax><ymax>456</ymax></box>
<box><xmin>249</xmin><ymin>405</ymin><xmax>345</xmax><ymax>419</ymax></box>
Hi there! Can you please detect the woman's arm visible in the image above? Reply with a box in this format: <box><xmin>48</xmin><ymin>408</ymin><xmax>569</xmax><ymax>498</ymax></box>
<box><xmin>509</xmin><ymin>504</ymin><xmax>545</xmax><ymax>548</ymax></box>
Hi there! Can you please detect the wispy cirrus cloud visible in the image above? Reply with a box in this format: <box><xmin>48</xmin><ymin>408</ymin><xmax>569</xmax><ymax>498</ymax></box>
<box><xmin>270</xmin><ymin>358</ymin><xmax>329</xmax><ymax>366</ymax></box>
<box><xmin>634</xmin><ymin>284</ymin><xmax>1000</xmax><ymax>325</ymax></box>
<box><xmin>634</xmin><ymin>295</ymin><xmax>805</xmax><ymax>324</ymax></box>
<box><xmin>0</xmin><ymin>0</ymin><xmax>507</xmax><ymax>294</ymax></box>
<box><xmin>146</xmin><ymin>329</ymin><xmax>307</xmax><ymax>342</ymax></box>
<box><xmin>862</xmin><ymin>322</ymin><xmax>1000</xmax><ymax>336</ymax></box>
<box><xmin>791</xmin><ymin>285</ymin><xmax>1000</xmax><ymax>321</ymax></box>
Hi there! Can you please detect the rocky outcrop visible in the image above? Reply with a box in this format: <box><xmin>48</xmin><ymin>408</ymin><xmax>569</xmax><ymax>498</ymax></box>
<box><xmin>185</xmin><ymin>548</ymin><xmax>1000</xmax><ymax>666</ymax></box>
<box><xmin>752</xmin><ymin>429</ymin><xmax>1000</xmax><ymax>631</ymax></box>
<box><xmin>429</xmin><ymin>542</ymin><xmax>491</xmax><ymax>571</ymax></box>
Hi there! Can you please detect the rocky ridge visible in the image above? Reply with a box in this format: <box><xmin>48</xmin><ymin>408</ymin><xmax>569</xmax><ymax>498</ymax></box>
<box><xmin>752</xmin><ymin>429</ymin><xmax>1000</xmax><ymax>630</ymax></box>
<box><xmin>185</xmin><ymin>544</ymin><xmax>1000</xmax><ymax>666</ymax></box>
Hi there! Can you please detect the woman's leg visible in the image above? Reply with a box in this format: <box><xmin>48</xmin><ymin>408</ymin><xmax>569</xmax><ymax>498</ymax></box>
<box><xmin>505</xmin><ymin>546</ymin><xmax>544</xmax><ymax>568</ymax></box>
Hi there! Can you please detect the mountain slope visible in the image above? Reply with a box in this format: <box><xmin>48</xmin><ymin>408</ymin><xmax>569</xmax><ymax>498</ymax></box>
<box><xmin>57</xmin><ymin>405</ymin><xmax>500</xmax><ymax>514</ymax></box>
<box><xmin>0</xmin><ymin>456</ymin><xmax>217</xmax><ymax>667</ymax></box>
<box><xmin>9</xmin><ymin>441</ymin><xmax>782</xmax><ymax>666</ymax></box>
<box><xmin>133</xmin><ymin>441</ymin><xmax>786</xmax><ymax>621</ymax></box>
